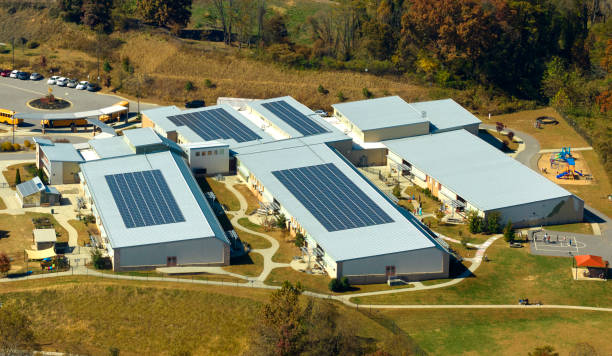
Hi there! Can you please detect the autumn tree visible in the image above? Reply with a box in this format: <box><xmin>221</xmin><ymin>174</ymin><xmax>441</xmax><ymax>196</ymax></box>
<box><xmin>0</xmin><ymin>252</ymin><xmax>10</xmax><ymax>275</ymax></box>
<box><xmin>139</xmin><ymin>0</ymin><xmax>192</xmax><ymax>28</ymax></box>
<box><xmin>81</xmin><ymin>0</ymin><xmax>114</xmax><ymax>33</ymax></box>
<box><xmin>0</xmin><ymin>301</ymin><xmax>35</xmax><ymax>355</ymax></box>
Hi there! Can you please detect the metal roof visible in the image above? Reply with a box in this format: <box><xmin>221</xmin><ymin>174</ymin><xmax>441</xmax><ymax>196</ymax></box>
<box><xmin>16</xmin><ymin>177</ymin><xmax>45</xmax><ymax>197</ymax></box>
<box><xmin>88</xmin><ymin>136</ymin><xmax>134</xmax><ymax>159</ymax></box>
<box><xmin>123</xmin><ymin>127</ymin><xmax>163</xmax><ymax>148</ymax></box>
<box><xmin>409</xmin><ymin>99</ymin><xmax>481</xmax><ymax>132</ymax></box>
<box><xmin>383</xmin><ymin>130</ymin><xmax>574</xmax><ymax>211</ymax></box>
<box><xmin>331</xmin><ymin>96</ymin><xmax>481</xmax><ymax>133</ymax></box>
<box><xmin>235</xmin><ymin>142</ymin><xmax>435</xmax><ymax>262</ymax></box>
<box><xmin>332</xmin><ymin>96</ymin><xmax>429</xmax><ymax>131</ymax></box>
<box><xmin>33</xmin><ymin>229</ymin><xmax>56</xmax><ymax>243</ymax></box>
<box><xmin>38</xmin><ymin>142</ymin><xmax>84</xmax><ymax>162</ymax></box>
<box><xmin>79</xmin><ymin>151</ymin><xmax>229</xmax><ymax>248</ymax></box>
<box><xmin>249</xmin><ymin>96</ymin><xmax>340</xmax><ymax>138</ymax></box>
<box><xmin>15</xmin><ymin>105</ymin><xmax>125</xmax><ymax>120</ymax></box>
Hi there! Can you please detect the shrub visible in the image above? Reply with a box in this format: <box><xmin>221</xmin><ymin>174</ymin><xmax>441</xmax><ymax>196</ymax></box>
<box><xmin>467</xmin><ymin>211</ymin><xmax>483</xmax><ymax>234</ymax></box>
<box><xmin>275</xmin><ymin>213</ymin><xmax>287</xmax><ymax>229</ymax></box>
<box><xmin>336</xmin><ymin>91</ymin><xmax>346</xmax><ymax>102</ymax></box>
<box><xmin>485</xmin><ymin>212</ymin><xmax>502</xmax><ymax>234</ymax></box>
<box><xmin>392</xmin><ymin>184</ymin><xmax>401</xmax><ymax>198</ymax></box>
<box><xmin>362</xmin><ymin>87</ymin><xmax>373</xmax><ymax>98</ymax></box>
<box><xmin>329</xmin><ymin>277</ymin><xmax>350</xmax><ymax>292</ymax></box>
<box><xmin>435</xmin><ymin>210</ymin><xmax>445</xmax><ymax>220</ymax></box>
<box><xmin>204</xmin><ymin>79</ymin><xmax>214</xmax><ymax>88</ymax></box>
<box><xmin>103</xmin><ymin>60</ymin><xmax>112</xmax><ymax>73</ymax></box>
<box><xmin>294</xmin><ymin>232</ymin><xmax>305</xmax><ymax>248</ymax></box>
<box><xmin>340</xmin><ymin>277</ymin><xmax>350</xmax><ymax>291</ymax></box>
<box><xmin>23</xmin><ymin>140</ymin><xmax>31</xmax><ymax>148</ymax></box>
<box><xmin>317</xmin><ymin>84</ymin><xmax>328</xmax><ymax>95</ymax></box>
<box><xmin>91</xmin><ymin>249</ymin><xmax>106</xmax><ymax>269</ymax></box>
<box><xmin>507</xmin><ymin>131</ymin><xmax>515</xmax><ymax>141</ymax></box>
<box><xmin>26</xmin><ymin>41</ymin><xmax>39</xmax><ymax>49</ymax></box>
<box><xmin>12</xmin><ymin>143</ymin><xmax>20</xmax><ymax>151</ymax></box>
<box><xmin>0</xmin><ymin>46</ymin><xmax>10</xmax><ymax>54</ymax></box>
<box><xmin>0</xmin><ymin>252</ymin><xmax>10</xmax><ymax>274</ymax></box>
<box><xmin>184</xmin><ymin>81</ymin><xmax>194</xmax><ymax>92</ymax></box>
<box><xmin>328</xmin><ymin>278</ymin><xmax>340</xmax><ymax>292</ymax></box>
<box><xmin>0</xmin><ymin>141</ymin><xmax>13</xmax><ymax>152</ymax></box>
<box><xmin>503</xmin><ymin>220</ymin><xmax>515</xmax><ymax>242</ymax></box>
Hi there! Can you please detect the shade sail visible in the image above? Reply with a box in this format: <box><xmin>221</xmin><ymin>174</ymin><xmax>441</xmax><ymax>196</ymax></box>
<box><xmin>575</xmin><ymin>255</ymin><xmax>607</xmax><ymax>268</ymax></box>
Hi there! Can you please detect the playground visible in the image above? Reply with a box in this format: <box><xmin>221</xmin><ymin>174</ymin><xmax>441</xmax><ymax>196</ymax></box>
<box><xmin>538</xmin><ymin>147</ymin><xmax>593</xmax><ymax>185</ymax></box>
<box><xmin>529</xmin><ymin>230</ymin><xmax>612</xmax><ymax>262</ymax></box>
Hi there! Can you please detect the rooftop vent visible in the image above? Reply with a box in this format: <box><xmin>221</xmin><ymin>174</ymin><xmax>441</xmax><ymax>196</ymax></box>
<box><xmin>421</xmin><ymin>110</ymin><xmax>427</xmax><ymax>118</ymax></box>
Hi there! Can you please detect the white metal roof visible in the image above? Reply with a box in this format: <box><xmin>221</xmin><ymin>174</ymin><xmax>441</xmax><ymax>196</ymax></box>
<box><xmin>383</xmin><ymin>130</ymin><xmax>574</xmax><ymax>211</ymax></box>
<box><xmin>235</xmin><ymin>143</ymin><xmax>436</xmax><ymax>262</ymax></box>
<box><xmin>33</xmin><ymin>229</ymin><xmax>56</xmax><ymax>243</ymax></box>
<box><xmin>79</xmin><ymin>151</ymin><xmax>229</xmax><ymax>248</ymax></box>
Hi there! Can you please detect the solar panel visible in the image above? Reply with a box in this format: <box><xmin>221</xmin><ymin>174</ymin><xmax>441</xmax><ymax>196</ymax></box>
<box><xmin>261</xmin><ymin>101</ymin><xmax>329</xmax><ymax>136</ymax></box>
<box><xmin>105</xmin><ymin>169</ymin><xmax>186</xmax><ymax>228</ymax></box>
<box><xmin>272</xmin><ymin>163</ymin><xmax>394</xmax><ymax>232</ymax></box>
<box><xmin>167</xmin><ymin>108</ymin><xmax>261</xmax><ymax>143</ymax></box>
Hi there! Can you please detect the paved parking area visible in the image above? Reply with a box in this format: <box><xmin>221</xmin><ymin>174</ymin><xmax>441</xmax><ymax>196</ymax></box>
<box><xmin>0</xmin><ymin>76</ymin><xmax>157</xmax><ymax>128</ymax></box>
<box><xmin>529</xmin><ymin>230</ymin><xmax>612</xmax><ymax>261</ymax></box>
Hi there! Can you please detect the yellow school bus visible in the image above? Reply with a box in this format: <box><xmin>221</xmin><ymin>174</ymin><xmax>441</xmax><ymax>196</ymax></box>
<box><xmin>0</xmin><ymin>108</ymin><xmax>23</xmax><ymax>125</ymax></box>
<box><xmin>41</xmin><ymin>118</ymin><xmax>89</xmax><ymax>128</ymax></box>
<box><xmin>100</xmin><ymin>100</ymin><xmax>130</xmax><ymax>123</ymax></box>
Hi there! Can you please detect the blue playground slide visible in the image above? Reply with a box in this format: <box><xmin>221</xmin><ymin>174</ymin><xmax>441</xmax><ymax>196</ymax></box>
<box><xmin>575</xmin><ymin>170</ymin><xmax>583</xmax><ymax>176</ymax></box>
<box><xmin>556</xmin><ymin>171</ymin><xmax>570</xmax><ymax>179</ymax></box>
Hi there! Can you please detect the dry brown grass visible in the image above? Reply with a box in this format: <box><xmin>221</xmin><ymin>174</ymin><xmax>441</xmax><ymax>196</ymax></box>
<box><xmin>2</xmin><ymin>162</ymin><xmax>37</xmax><ymax>188</ymax></box>
<box><xmin>233</xmin><ymin>183</ymin><xmax>259</xmax><ymax>214</ymax></box>
<box><xmin>68</xmin><ymin>219</ymin><xmax>99</xmax><ymax>247</ymax></box>
<box><xmin>222</xmin><ymin>251</ymin><xmax>264</xmax><ymax>277</ymax></box>
<box><xmin>237</xmin><ymin>217</ymin><xmax>300</xmax><ymax>263</ymax></box>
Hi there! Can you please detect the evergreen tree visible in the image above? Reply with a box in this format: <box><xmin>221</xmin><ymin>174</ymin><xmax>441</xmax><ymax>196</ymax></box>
<box><xmin>14</xmin><ymin>169</ymin><xmax>21</xmax><ymax>185</ymax></box>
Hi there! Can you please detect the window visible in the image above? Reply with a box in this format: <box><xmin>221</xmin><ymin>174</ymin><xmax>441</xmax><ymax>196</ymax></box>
<box><xmin>195</xmin><ymin>152</ymin><xmax>200</xmax><ymax>156</ymax></box>
<box><xmin>214</xmin><ymin>150</ymin><xmax>217</xmax><ymax>155</ymax></box>
<box><xmin>207</xmin><ymin>151</ymin><xmax>212</xmax><ymax>155</ymax></box>
<box><xmin>385</xmin><ymin>265</ymin><xmax>396</xmax><ymax>277</ymax></box>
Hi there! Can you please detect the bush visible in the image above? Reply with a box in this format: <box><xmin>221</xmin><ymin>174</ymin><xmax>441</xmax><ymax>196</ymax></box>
<box><xmin>204</xmin><ymin>79</ymin><xmax>214</xmax><ymax>88</ymax></box>
<box><xmin>485</xmin><ymin>212</ymin><xmax>502</xmax><ymax>234</ymax></box>
<box><xmin>317</xmin><ymin>84</ymin><xmax>328</xmax><ymax>95</ymax></box>
<box><xmin>23</xmin><ymin>140</ymin><xmax>31</xmax><ymax>148</ymax></box>
<box><xmin>1</xmin><ymin>141</ymin><xmax>13</xmax><ymax>152</ymax></box>
<box><xmin>392</xmin><ymin>184</ymin><xmax>401</xmax><ymax>198</ymax></box>
<box><xmin>275</xmin><ymin>213</ymin><xmax>287</xmax><ymax>229</ymax></box>
<box><xmin>26</xmin><ymin>41</ymin><xmax>39</xmax><ymax>49</ymax></box>
<box><xmin>467</xmin><ymin>211</ymin><xmax>483</xmax><ymax>234</ymax></box>
<box><xmin>184</xmin><ymin>81</ymin><xmax>194</xmax><ymax>92</ymax></box>
<box><xmin>14</xmin><ymin>169</ymin><xmax>21</xmax><ymax>185</ymax></box>
<box><xmin>503</xmin><ymin>220</ymin><xmax>515</xmax><ymax>242</ymax></box>
<box><xmin>91</xmin><ymin>249</ymin><xmax>107</xmax><ymax>269</ymax></box>
<box><xmin>12</xmin><ymin>143</ymin><xmax>20</xmax><ymax>151</ymax></box>
<box><xmin>0</xmin><ymin>46</ymin><xmax>10</xmax><ymax>54</ymax></box>
<box><xmin>103</xmin><ymin>60</ymin><xmax>112</xmax><ymax>73</ymax></box>
<box><xmin>329</xmin><ymin>277</ymin><xmax>351</xmax><ymax>292</ymax></box>
<box><xmin>362</xmin><ymin>87</ymin><xmax>373</xmax><ymax>98</ymax></box>
<box><xmin>294</xmin><ymin>232</ymin><xmax>305</xmax><ymax>248</ymax></box>
<box><xmin>435</xmin><ymin>210</ymin><xmax>445</xmax><ymax>220</ymax></box>
<box><xmin>336</xmin><ymin>91</ymin><xmax>346</xmax><ymax>102</ymax></box>
<box><xmin>0</xmin><ymin>252</ymin><xmax>10</xmax><ymax>274</ymax></box>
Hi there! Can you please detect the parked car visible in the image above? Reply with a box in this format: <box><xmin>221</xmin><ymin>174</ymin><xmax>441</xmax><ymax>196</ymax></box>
<box><xmin>67</xmin><ymin>79</ymin><xmax>77</xmax><ymax>88</ymax></box>
<box><xmin>17</xmin><ymin>71</ymin><xmax>29</xmax><ymax>80</ymax></box>
<box><xmin>86</xmin><ymin>83</ymin><xmax>100</xmax><ymax>92</ymax></box>
<box><xmin>314</xmin><ymin>109</ymin><xmax>328</xmax><ymax>117</ymax></box>
<box><xmin>76</xmin><ymin>80</ymin><xmax>88</xmax><ymax>90</ymax></box>
<box><xmin>9</xmin><ymin>70</ymin><xmax>19</xmax><ymax>78</ymax></box>
<box><xmin>56</xmin><ymin>77</ymin><xmax>68</xmax><ymax>87</ymax></box>
<box><xmin>47</xmin><ymin>75</ymin><xmax>60</xmax><ymax>85</ymax></box>
<box><xmin>30</xmin><ymin>72</ymin><xmax>43</xmax><ymax>80</ymax></box>
<box><xmin>0</xmin><ymin>69</ymin><xmax>11</xmax><ymax>77</ymax></box>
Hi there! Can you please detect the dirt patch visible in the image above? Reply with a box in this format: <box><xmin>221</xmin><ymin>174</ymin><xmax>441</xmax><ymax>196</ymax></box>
<box><xmin>537</xmin><ymin>152</ymin><xmax>594</xmax><ymax>185</ymax></box>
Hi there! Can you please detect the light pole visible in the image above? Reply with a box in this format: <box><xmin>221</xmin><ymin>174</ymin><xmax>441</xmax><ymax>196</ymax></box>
<box><xmin>11</xmin><ymin>37</ymin><xmax>15</xmax><ymax>68</ymax></box>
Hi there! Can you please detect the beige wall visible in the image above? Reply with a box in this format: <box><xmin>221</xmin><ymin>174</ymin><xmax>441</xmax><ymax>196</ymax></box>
<box><xmin>363</xmin><ymin>122</ymin><xmax>430</xmax><ymax>142</ymax></box>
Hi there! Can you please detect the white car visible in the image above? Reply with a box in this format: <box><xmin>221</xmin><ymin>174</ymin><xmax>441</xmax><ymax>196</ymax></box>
<box><xmin>47</xmin><ymin>76</ymin><xmax>60</xmax><ymax>85</ymax></box>
<box><xmin>9</xmin><ymin>70</ymin><xmax>19</xmax><ymax>78</ymax></box>
<box><xmin>56</xmin><ymin>77</ymin><xmax>68</xmax><ymax>87</ymax></box>
<box><xmin>76</xmin><ymin>81</ymin><xmax>89</xmax><ymax>90</ymax></box>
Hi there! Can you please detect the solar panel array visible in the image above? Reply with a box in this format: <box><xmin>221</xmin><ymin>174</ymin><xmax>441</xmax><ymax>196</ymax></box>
<box><xmin>105</xmin><ymin>169</ymin><xmax>186</xmax><ymax>228</ymax></box>
<box><xmin>261</xmin><ymin>101</ymin><xmax>329</xmax><ymax>136</ymax></box>
<box><xmin>272</xmin><ymin>163</ymin><xmax>394</xmax><ymax>232</ymax></box>
<box><xmin>167</xmin><ymin>108</ymin><xmax>262</xmax><ymax>143</ymax></box>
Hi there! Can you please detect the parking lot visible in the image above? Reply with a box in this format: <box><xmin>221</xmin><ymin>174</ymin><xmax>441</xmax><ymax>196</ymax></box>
<box><xmin>529</xmin><ymin>229</ymin><xmax>612</xmax><ymax>262</ymax></box>
<box><xmin>0</xmin><ymin>75</ymin><xmax>157</xmax><ymax>129</ymax></box>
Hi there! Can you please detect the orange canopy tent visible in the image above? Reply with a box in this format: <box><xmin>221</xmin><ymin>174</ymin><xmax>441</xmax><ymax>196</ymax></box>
<box><xmin>574</xmin><ymin>255</ymin><xmax>608</xmax><ymax>268</ymax></box>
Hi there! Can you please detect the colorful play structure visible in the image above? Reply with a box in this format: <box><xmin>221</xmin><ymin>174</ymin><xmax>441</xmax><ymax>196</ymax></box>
<box><xmin>551</xmin><ymin>147</ymin><xmax>583</xmax><ymax>179</ymax></box>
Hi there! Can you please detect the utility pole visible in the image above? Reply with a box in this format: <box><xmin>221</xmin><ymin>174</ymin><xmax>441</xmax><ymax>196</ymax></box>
<box><xmin>11</xmin><ymin>37</ymin><xmax>15</xmax><ymax>68</ymax></box>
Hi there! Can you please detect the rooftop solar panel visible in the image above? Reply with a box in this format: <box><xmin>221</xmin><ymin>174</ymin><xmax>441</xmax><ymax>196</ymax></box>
<box><xmin>272</xmin><ymin>163</ymin><xmax>394</xmax><ymax>232</ymax></box>
<box><xmin>105</xmin><ymin>169</ymin><xmax>186</xmax><ymax>228</ymax></box>
<box><xmin>167</xmin><ymin>108</ymin><xmax>262</xmax><ymax>143</ymax></box>
<box><xmin>261</xmin><ymin>101</ymin><xmax>329</xmax><ymax>136</ymax></box>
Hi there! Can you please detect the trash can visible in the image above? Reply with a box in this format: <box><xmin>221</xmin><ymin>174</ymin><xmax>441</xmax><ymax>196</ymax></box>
<box><xmin>50</xmin><ymin>208</ymin><xmax>54</xmax><ymax>214</ymax></box>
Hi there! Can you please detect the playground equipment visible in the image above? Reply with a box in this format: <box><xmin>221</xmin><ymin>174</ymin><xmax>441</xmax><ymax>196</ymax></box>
<box><xmin>553</xmin><ymin>147</ymin><xmax>583</xmax><ymax>179</ymax></box>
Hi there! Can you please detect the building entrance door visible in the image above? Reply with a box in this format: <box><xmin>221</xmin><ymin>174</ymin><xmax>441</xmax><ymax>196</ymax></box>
<box><xmin>166</xmin><ymin>256</ymin><xmax>177</xmax><ymax>266</ymax></box>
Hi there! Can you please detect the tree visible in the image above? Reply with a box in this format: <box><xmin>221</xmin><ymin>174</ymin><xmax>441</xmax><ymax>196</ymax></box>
<box><xmin>294</xmin><ymin>232</ymin><xmax>305</xmax><ymax>248</ymax></box>
<box><xmin>275</xmin><ymin>213</ymin><xmax>287</xmax><ymax>229</ymax></box>
<box><xmin>503</xmin><ymin>220</ymin><xmax>515</xmax><ymax>242</ymax></box>
<box><xmin>14</xmin><ymin>169</ymin><xmax>21</xmax><ymax>185</ymax></box>
<box><xmin>139</xmin><ymin>0</ymin><xmax>192</xmax><ymax>28</ymax></box>
<box><xmin>392</xmin><ymin>184</ymin><xmax>401</xmax><ymax>198</ymax></box>
<box><xmin>59</xmin><ymin>0</ymin><xmax>84</xmax><ymax>23</ymax></box>
<box><xmin>529</xmin><ymin>345</ymin><xmax>559</xmax><ymax>356</ymax></box>
<box><xmin>263</xmin><ymin>14</ymin><xmax>289</xmax><ymax>45</ymax></box>
<box><xmin>0</xmin><ymin>252</ymin><xmax>10</xmax><ymax>275</ymax></box>
<box><xmin>81</xmin><ymin>0</ymin><xmax>114</xmax><ymax>33</ymax></box>
<box><xmin>467</xmin><ymin>210</ymin><xmax>483</xmax><ymax>234</ymax></box>
<box><xmin>496</xmin><ymin>122</ymin><xmax>505</xmax><ymax>134</ymax></box>
<box><xmin>103</xmin><ymin>60</ymin><xmax>112</xmax><ymax>73</ymax></box>
<box><xmin>184</xmin><ymin>81</ymin><xmax>194</xmax><ymax>92</ymax></box>
<box><xmin>362</xmin><ymin>87</ymin><xmax>373</xmax><ymax>98</ymax></box>
<box><xmin>507</xmin><ymin>131</ymin><xmax>515</xmax><ymax>142</ymax></box>
<box><xmin>91</xmin><ymin>248</ymin><xmax>106</xmax><ymax>269</ymax></box>
<box><xmin>0</xmin><ymin>301</ymin><xmax>35</xmax><ymax>355</ymax></box>
<box><xmin>485</xmin><ymin>212</ymin><xmax>502</xmax><ymax>234</ymax></box>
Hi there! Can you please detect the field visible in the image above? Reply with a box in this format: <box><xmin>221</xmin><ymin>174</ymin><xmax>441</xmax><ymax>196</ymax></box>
<box><xmin>0</xmin><ymin>277</ymin><xmax>398</xmax><ymax>355</ymax></box>
<box><xmin>0</xmin><ymin>212</ymin><xmax>68</xmax><ymax>273</ymax></box>
<box><xmin>351</xmin><ymin>238</ymin><xmax>612</xmax><ymax>307</ymax></box>
<box><xmin>2</xmin><ymin>162</ymin><xmax>37</xmax><ymax>187</ymax></box>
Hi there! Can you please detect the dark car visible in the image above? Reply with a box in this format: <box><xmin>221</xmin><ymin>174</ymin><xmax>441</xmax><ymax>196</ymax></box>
<box><xmin>86</xmin><ymin>83</ymin><xmax>100</xmax><ymax>92</ymax></box>
<box><xmin>0</xmin><ymin>69</ymin><xmax>11</xmax><ymax>77</ymax></box>
<box><xmin>17</xmin><ymin>71</ymin><xmax>29</xmax><ymax>80</ymax></box>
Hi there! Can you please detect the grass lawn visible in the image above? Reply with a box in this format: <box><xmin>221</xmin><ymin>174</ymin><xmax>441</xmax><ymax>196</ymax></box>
<box><xmin>68</xmin><ymin>219</ymin><xmax>99</xmax><ymax>246</ymax></box>
<box><xmin>351</xmin><ymin>238</ymin><xmax>611</xmax><ymax>307</ymax></box>
<box><xmin>0</xmin><ymin>276</ymin><xmax>397</xmax><ymax>355</ymax></box>
<box><xmin>546</xmin><ymin>223</ymin><xmax>593</xmax><ymax>235</ymax></box>
<box><xmin>561</xmin><ymin>150</ymin><xmax>612</xmax><ymax>219</ymax></box>
<box><xmin>0</xmin><ymin>212</ymin><xmax>68</xmax><ymax>273</ymax></box>
<box><xmin>265</xmin><ymin>267</ymin><xmax>331</xmax><ymax>294</ymax></box>
<box><xmin>223</xmin><ymin>252</ymin><xmax>264</xmax><ymax>277</ymax></box>
<box><xmin>380</xmin><ymin>308</ymin><xmax>612</xmax><ymax>356</ymax></box>
<box><xmin>237</xmin><ymin>217</ymin><xmax>300</xmax><ymax>263</ymax></box>
<box><xmin>233</xmin><ymin>184</ymin><xmax>259</xmax><ymax>214</ymax></box>
<box><xmin>235</xmin><ymin>228</ymin><xmax>271</xmax><ymax>250</ymax></box>
<box><xmin>481</xmin><ymin>107</ymin><xmax>590</xmax><ymax>149</ymax></box>
<box><xmin>91</xmin><ymin>267</ymin><xmax>247</xmax><ymax>284</ymax></box>
<box><xmin>2</xmin><ymin>162</ymin><xmax>37</xmax><ymax>187</ymax></box>
<box><xmin>200</xmin><ymin>177</ymin><xmax>240</xmax><ymax>211</ymax></box>
<box><xmin>484</xmin><ymin>129</ymin><xmax>520</xmax><ymax>151</ymax></box>
<box><xmin>423</xmin><ymin>217</ymin><xmax>492</xmax><ymax>244</ymax></box>
<box><xmin>400</xmin><ymin>185</ymin><xmax>441</xmax><ymax>214</ymax></box>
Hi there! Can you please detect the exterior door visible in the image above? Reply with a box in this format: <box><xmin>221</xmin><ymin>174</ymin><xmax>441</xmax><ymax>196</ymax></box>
<box><xmin>385</xmin><ymin>265</ymin><xmax>396</xmax><ymax>278</ymax></box>
<box><xmin>166</xmin><ymin>256</ymin><xmax>177</xmax><ymax>267</ymax></box>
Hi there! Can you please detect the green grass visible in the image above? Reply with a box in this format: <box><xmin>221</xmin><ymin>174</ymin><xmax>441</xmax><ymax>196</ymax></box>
<box><xmin>237</xmin><ymin>217</ymin><xmax>300</xmax><ymax>263</ymax></box>
<box><xmin>546</xmin><ymin>223</ymin><xmax>594</xmax><ymax>235</ymax></box>
<box><xmin>265</xmin><ymin>267</ymin><xmax>331</xmax><ymax>294</ymax></box>
<box><xmin>400</xmin><ymin>185</ymin><xmax>441</xmax><ymax>214</ymax></box>
<box><xmin>422</xmin><ymin>217</ymin><xmax>491</xmax><ymax>244</ymax></box>
<box><xmin>235</xmin><ymin>228</ymin><xmax>272</xmax><ymax>250</ymax></box>
<box><xmin>381</xmin><ymin>309</ymin><xmax>612</xmax><ymax>356</ymax></box>
<box><xmin>351</xmin><ymin>239</ymin><xmax>611</xmax><ymax>307</ymax></box>
<box><xmin>91</xmin><ymin>267</ymin><xmax>247</xmax><ymax>284</ymax></box>
<box><xmin>222</xmin><ymin>252</ymin><xmax>264</xmax><ymax>277</ymax></box>
<box><xmin>0</xmin><ymin>276</ymin><xmax>397</xmax><ymax>355</ymax></box>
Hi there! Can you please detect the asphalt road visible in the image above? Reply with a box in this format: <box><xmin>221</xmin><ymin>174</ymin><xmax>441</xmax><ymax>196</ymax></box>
<box><xmin>0</xmin><ymin>75</ymin><xmax>158</xmax><ymax>128</ymax></box>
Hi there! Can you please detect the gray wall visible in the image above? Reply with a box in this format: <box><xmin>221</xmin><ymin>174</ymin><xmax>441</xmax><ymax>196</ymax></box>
<box><xmin>363</xmin><ymin>122</ymin><xmax>430</xmax><ymax>142</ymax></box>
<box><xmin>339</xmin><ymin>247</ymin><xmax>448</xmax><ymax>283</ymax></box>
<box><xmin>61</xmin><ymin>162</ymin><xmax>81</xmax><ymax>184</ymax></box>
<box><xmin>490</xmin><ymin>195</ymin><xmax>584</xmax><ymax>228</ymax></box>
<box><xmin>116</xmin><ymin>236</ymin><xmax>227</xmax><ymax>269</ymax></box>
